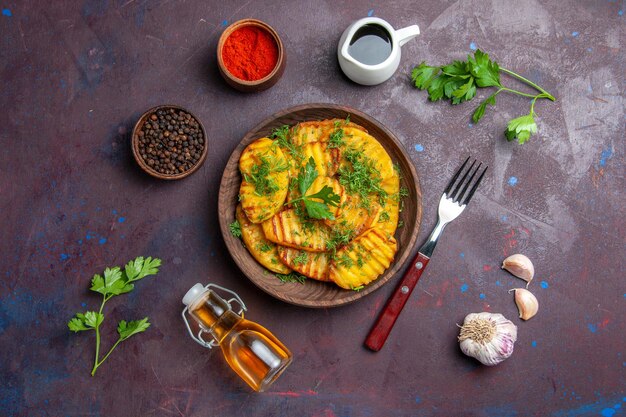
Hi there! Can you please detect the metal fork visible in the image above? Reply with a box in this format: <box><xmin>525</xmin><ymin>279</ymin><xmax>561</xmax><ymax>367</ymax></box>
<box><xmin>365</xmin><ymin>157</ymin><xmax>488</xmax><ymax>351</ymax></box>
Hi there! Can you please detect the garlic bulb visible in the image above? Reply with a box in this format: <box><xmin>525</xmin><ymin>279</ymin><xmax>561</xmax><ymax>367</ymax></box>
<box><xmin>458</xmin><ymin>312</ymin><xmax>518</xmax><ymax>366</ymax></box>
<box><xmin>510</xmin><ymin>288</ymin><xmax>539</xmax><ymax>320</ymax></box>
<box><xmin>502</xmin><ymin>254</ymin><xmax>535</xmax><ymax>285</ymax></box>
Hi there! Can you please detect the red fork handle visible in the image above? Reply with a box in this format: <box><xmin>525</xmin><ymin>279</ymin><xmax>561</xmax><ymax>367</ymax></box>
<box><xmin>364</xmin><ymin>252</ymin><xmax>430</xmax><ymax>352</ymax></box>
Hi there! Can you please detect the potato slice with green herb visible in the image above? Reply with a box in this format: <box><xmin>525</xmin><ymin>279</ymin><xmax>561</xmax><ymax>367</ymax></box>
<box><xmin>329</xmin><ymin>228</ymin><xmax>397</xmax><ymax>290</ymax></box>
<box><xmin>239</xmin><ymin>138</ymin><xmax>290</xmax><ymax>223</ymax></box>
<box><xmin>326</xmin><ymin>194</ymin><xmax>379</xmax><ymax>238</ymax></box>
<box><xmin>288</xmin><ymin>176</ymin><xmax>344</xmax><ymax>220</ymax></box>
<box><xmin>375</xmin><ymin>171</ymin><xmax>401</xmax><ymax>235</ymax></box>
<box><xmin>290</xmin><ymin>119</ymin><xmax>368</xmax><ymax>146</ymax></box>
<box><xmin>236</xmin><ymin>204</ymin><xmax>291</xmax><ymax>274</ymax></box>
<box><xmin>261</xmin><ymin>209</ymin><xmax>331</xmax><ymax>252</ymax></box>
<box><xmin>341</xmin><ymin>127</ymin><xmax>394</xmax><ymax>182</ymax></box>
<box><xmin>299</xmin><ymin>142</ymin><xmax>341</xmax><ymax>177</ymax></box>
<box><xmin>277</xmin><ymin>247</ymin><xmax>331</xmax><ymax>281</ymax></box>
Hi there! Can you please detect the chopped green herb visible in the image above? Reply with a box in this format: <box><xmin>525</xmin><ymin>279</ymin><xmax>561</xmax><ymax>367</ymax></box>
<box><xmin>398</xmin><ymin>220</ymin><xmax>404</xmax><ymax>228</ymax></box>
<box><xmin>378</xmin><ymin>211</ymin><xmax>390</xmax><ymax>223</ymax></box>
<box><xmin>393</xmin><ymin>162</ymin><xmax>401</xmax><ymax>175</ymax></box>
<box><xmin>229</xmin><ymin>220</ymin><xmax>242</xmax><ymax>238</ymax></box>
<box><xmin>338</xmin><ymin>254</ymin><xmax>354</xmax><ymax>268</ymax></box>
<box><xmin>356</xmin><ymin>252</ymin><xmax>365</xmax><ymax>268</ymax></box>
<box><xmin>328</xmin><ymin>119</ymin><xmax>346</xmax><ymax>149</ymax></box>
<box><xmin>338</xmin><ymin>148</ymin><xmax>387</xmax><ymax>203</ymax></box>
<box><xmin>275</xmin><ymin>272</ymin><xmax>307</xmax><ymax>284</ymax></box>
<box><xmin>243</xmin><ymin>155</ymin><xmax>288</xmax><ymax>197</ymax></box>
<box><xmin>256</xmin><ymin>242</ymin><xmax>272</xmax><ymax>252</ymax></box>
<box><xmin>326</xmin><ymin>224</ymin><xmax>355</xmax><ymax>255</ymax></box>
<box><xmin>271</xmin><ymin>124</ymin><xmax>304</xmax><ymax>160</ymax></box>
<box><xmin>350</xmin><ymin>284</ymin><xmax>365</xmax><ymax>292</ymax></box>
<box><xmin>292</xmin><ymin>251</ymin><xmax>309</xmax><ymax>266</ymax></box>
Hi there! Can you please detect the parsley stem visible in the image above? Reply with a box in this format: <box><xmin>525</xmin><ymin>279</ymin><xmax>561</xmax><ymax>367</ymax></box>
<box><xmin>94</xmin><ymin>337</ymin><xmax>124</xmax><ymax>371</ymax></box>
<box><xmin>91</xmin><ymin>295</ymin><xmax>108</xmax><ymax>376</ymax></box>
<box><xmin>500</xmin><ymin>67</ymin><xmax>555</xmax><ymax>101</ymax></box>
<box><xmin>500</xmin><ymin>87</ymin><xmax>543</xmax><ymax>99</ymax></box>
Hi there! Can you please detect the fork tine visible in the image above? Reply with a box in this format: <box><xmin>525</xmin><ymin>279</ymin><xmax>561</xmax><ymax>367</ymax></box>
<box><xmin>450</xmin><ymin>160</ymin><xmax>476</xmax><ymax>202</ymax></box>
<box><xmin>457</xmin><ymin>162</ymin><xmax>482</xmax><ymax>203</ymax></box>
<box><xmin>462</xmin><ymin>165</ymin><xmax>488</xmax><ymax>205</ymax></box>
<box><xmin>444</xmin><ymin>156</ymin><xmax>470</xmax><ymax>196</ymax></box>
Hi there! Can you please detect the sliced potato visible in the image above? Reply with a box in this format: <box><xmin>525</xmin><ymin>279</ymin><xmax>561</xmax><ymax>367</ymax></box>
<box><xmin>301</xmin><ymin>142</ymin><xmax>341</xmax><ymax>177</ymax></box>
<box><xmin>261</xmin><ymin>209</ymin><xmax>330</xmax><ymax>252</ymax></box>
<box><xmin>327</xmin><ymin>194</ymin><xmax>380</xmax><ymax>239</ymax></box>
<box><xmin>329</xmin><ymin>228</ymin><xmax>397</xmax><ymax>290</ymax></box>
<box><xmin>277</xmin><ymin>247</ymin><xmax>331</xmax><ymax>281</ymax></box>
<box><xmin>375</xmin><ymin>171</ymin><xmax>401</xmax><ymax>235</ymax></box>
<box><xmin>291</xmin><ymin>119</ymin><xmax>368</xmax><ymax>146</ymax></box>
<box><xmin>342</xmin><ymin>127</ymin><xmax>395</xmax><ymax>182</ymax></box>
<box><xmin>239</xmin><ymin>138</ymin><xmax>289</xmax><ymax>223</ymax></box>
<box><xmin>236</xmin><ymin>205</ymin><xmax>291</xmax><ymax>274</ymax></box>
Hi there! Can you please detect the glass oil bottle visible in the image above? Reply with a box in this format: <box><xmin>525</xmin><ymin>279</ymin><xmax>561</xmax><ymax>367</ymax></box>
<box><xmin>181</xmin><ymin>283</ymin><xmax>292</xmax><ymax>392</ymax></box>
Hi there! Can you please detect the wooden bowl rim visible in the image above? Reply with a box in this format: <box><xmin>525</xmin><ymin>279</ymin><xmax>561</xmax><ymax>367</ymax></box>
<box><xmin>217</xmin><ymin>18</ymin><xmax>285</xmax><ymax>86</ymax></box>
<box><xmin>218</xmin><ymin>103</ymin><xmax>422</xmax><ymax>307</ymax></box>
<box><xmin>131</xmin><ymin>104</ymin><xmax>209</xmax><ymax>180</ymax></box>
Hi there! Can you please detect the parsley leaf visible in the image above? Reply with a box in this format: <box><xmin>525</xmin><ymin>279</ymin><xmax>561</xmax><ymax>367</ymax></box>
<box><xmin>505</xmin><ymin>114</ymin><xmax>537</xmax><ymax>144</ymax></box>
<box><xmin>117</xmin><ymin>318</ymin><xmax>150</xmax><ymax>340</ymax></box>
<box><xmin>306</xmin><ymin>185</ymin><xmax>341</xmax><ymax>207</ymax></box>
<box><xmin>472</xmin><ymin>93</ymin><xmax>497</xmax><ymax>123</ymax></box>
<box><xmin>468</xmin><ymin>49</ymin><xmax>501</xmax><ymax>87</ymax></box>
<box><xmin>90</xmin><ymin>267</ymin><xmax>132</xmax><ymax>297</ymax></box>
<box><xmin>411</xmin><ymin>49</ymin><xmax>555</xmax><ymax>144</ymax></box>
<box><xmin>411</xmin><ymin>62</ymin><xmax>441</xmax><ymax>91</ymax></box>
<box><xmin>303</xmin><ymin>199</ymin><xmax>334</xmax><ymax>220</ymax></box>
<box><xmin>68</xmin><ymin>311</ymin><xmax>104</xmax><ymax>332</ymax></box>
<box><xmin>124</xmin><ymin>257</ymin><xmax>161</xmax><ymax>283</ymax></box>
<box><xmin>289</xmin><ymin>157</ymin><xmax>341</xmax><ymax>221</ymax></box>
<box><xmin>69</xmin><ymin>257</ymin><xmax>161</xmax><ymax>376</ymax></box>
<box><xmin>298</xmin><ymin>157</ymin><xmax>318</xmax><ymax>195</ymax></box>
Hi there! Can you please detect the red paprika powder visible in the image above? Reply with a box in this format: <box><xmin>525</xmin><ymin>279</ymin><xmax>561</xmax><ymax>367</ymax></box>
<box><xmin>222</xmin><ymin>26</ymin><xmax>279</xmax><ymax>81</ymax></box>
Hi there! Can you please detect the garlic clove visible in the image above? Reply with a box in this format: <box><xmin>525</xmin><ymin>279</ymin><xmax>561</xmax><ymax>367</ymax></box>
<box><xmin>510</xmin><ymin>288</ymin><xmax>539</xmax><ymax>320</ymax></box>
<box><xmin>502</xmin><ymin>254</ymin><xmax>535</xmax><ymax>285</ymax></box>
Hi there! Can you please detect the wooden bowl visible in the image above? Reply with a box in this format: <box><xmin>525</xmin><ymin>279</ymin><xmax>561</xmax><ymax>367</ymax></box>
<box><xmin>131</xmin><ymin>105</ymin><xmax>208</xmax><ymax>180</ymax></box>
<box><xmin>217</xmin><ymin>19</ymin><xmax>286</xmax><ymax>93</ymax></box>
<box><xmin>218</xmin><ymin>104</ymin><xmax>422</xmax><ymax>307</ymax></box>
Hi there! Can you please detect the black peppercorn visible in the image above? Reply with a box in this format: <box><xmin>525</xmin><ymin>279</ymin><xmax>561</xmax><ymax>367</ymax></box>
<box><xmin>136</xmin><ymin>107</ymin><xmax>206</xmax><ymax>176</ymax></box>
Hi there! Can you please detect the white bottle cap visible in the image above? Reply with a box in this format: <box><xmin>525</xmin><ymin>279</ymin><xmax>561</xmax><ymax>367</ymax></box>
<box><xmin>182</xmin><ymin>283</ymin><xmax>206</xmax><ymax>306</ymax></box>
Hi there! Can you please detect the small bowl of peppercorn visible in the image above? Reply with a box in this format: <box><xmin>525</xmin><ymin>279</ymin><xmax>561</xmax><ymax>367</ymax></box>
<box><xmin>217</xmin><ymin>18</ymin><xmax>286</xmax><ymax>93</ymax></box>
<box><xmin>131</xmin><ymin>105</ymin><xmax>208</xmax><ymax>180</ymax></box>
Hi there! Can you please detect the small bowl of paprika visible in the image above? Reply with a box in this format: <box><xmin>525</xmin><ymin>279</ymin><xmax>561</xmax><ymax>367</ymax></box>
<box><xmin>217</xmin><ymin>19</ymin><xmax>286</xmax><ymax>93</ymax></box>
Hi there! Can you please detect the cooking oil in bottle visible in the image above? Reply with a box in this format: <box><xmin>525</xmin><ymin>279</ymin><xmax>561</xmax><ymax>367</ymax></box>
<box><xmin>182</xmin><ymin>283</ymin><xmax>292</xmax><ymax>392</ymax></box>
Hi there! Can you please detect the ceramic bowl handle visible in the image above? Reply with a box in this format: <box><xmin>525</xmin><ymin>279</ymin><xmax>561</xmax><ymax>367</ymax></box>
<box><xmin>395</xmin><ymin>25</ymin><xmax>420</xmax><ymax>47</ymax></box>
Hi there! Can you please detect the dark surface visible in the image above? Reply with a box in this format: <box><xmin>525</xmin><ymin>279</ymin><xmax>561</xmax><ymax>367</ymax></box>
<box><xmin>0</xmin><ymin>1</ymin><xmax>624</xmax><ymax>416</ymax></box>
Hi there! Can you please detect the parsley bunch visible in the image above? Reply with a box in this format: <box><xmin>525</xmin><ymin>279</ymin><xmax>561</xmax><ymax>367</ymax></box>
<box><xmin>68</xmin><ymin>256</ymin><xmax>161</xmax><ymax>376</ymax></box>
<box><xmin>288</xmin><ymin>157</ymin><xmax>341</xmax><ymax>220</ymax></box>
<box><xmin>411</xmin><ymin>49</ymin><xmax>555</xmax><ymax>144</ymax></box>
